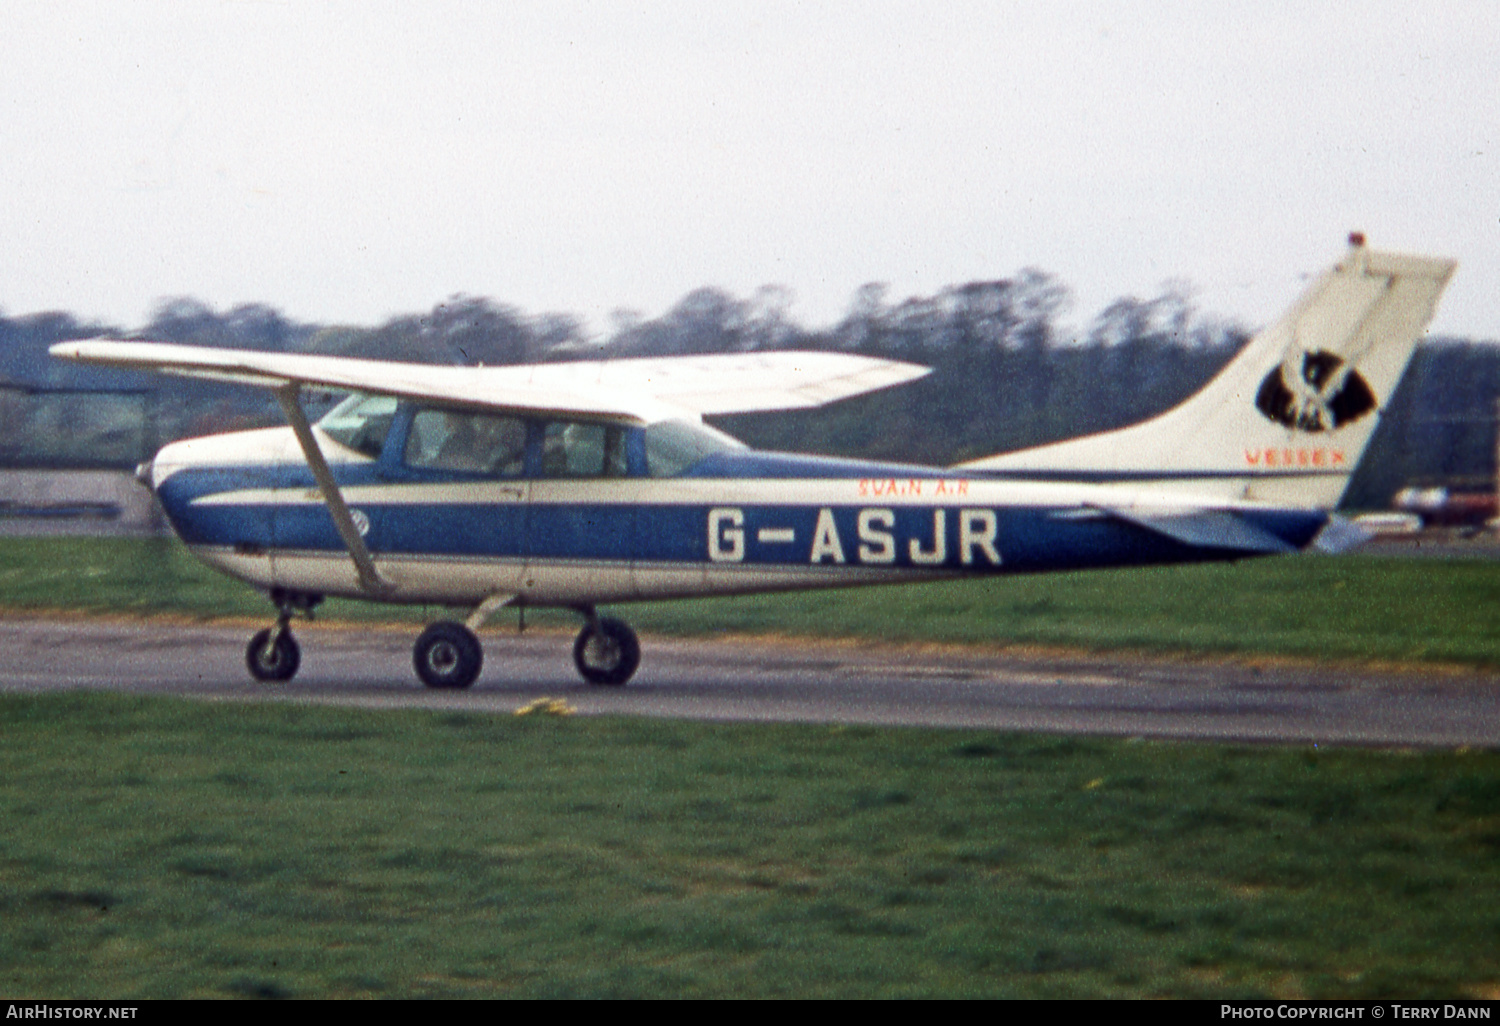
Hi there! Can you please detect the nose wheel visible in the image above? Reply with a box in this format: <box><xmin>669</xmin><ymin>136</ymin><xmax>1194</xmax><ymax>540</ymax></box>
<box><xmin>244</xmin><ymin>590</ymin><xmax>320</xmax><ymax>683</ymax></box>
<box><xmin>246</xmin><ymin>627</ymin><xmax>300</xmax><ymax>682</ymax></box>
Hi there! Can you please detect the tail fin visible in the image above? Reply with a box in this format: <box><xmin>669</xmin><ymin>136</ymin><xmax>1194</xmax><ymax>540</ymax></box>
<box><xmin>955</xmin><ymin>236</ymin><xmax>1457</xmax><ymax>508</ymax></box>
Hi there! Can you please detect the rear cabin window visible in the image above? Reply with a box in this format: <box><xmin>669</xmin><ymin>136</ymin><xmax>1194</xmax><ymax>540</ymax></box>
<box><xmin>404</xmin><ymin>409</ymin><xmax>529</xmax><ymax>476</ymax></box>
<box><xmin>317</xmin><ymin>393</ymin><xmax>399</xmax><ymax>459</ymax></box>
<box><xmin>644</xmin><ymin>419</ymin><xmax>745</xmax><ymax>477</ymax></box>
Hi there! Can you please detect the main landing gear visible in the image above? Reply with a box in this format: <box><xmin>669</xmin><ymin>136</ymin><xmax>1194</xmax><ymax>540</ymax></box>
<box><xmin>572</xmin><ymin>610</ymin><xmax>640</xmax><ymax>687</ymax></box>
<box><xmin>243</xmin><ymin>594</ymin><xmax>642</xmax><ymax>689</ymax></box>
<box><xmin>413</xmin><ymin>621</ymin><xmax>484</xmax><ymax>689</ymax></box>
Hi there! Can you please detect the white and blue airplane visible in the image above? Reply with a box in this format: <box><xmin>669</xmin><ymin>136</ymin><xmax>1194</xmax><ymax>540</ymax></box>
<box><xmin>51</xmin><ymin>236</ymin><xmax>1455</xmax><ymax>689</ymax></box>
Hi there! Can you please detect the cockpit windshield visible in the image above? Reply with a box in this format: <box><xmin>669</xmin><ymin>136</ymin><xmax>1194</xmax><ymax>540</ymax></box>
<box><xmin>316</xmin><ymin>393</ymin><xmax>398</xmax><ymax>459</ymax></box>
<box><xmin>643</xmin><ymin>419</ymin><xmax>745</xmax><ymax>477</ymax></box>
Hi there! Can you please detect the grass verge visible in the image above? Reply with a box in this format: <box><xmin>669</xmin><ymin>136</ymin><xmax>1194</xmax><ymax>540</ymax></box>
<box><xmin>2</xmin><ymin>692</ymin><xmax>1499</xmax><ymax>998</ymax></box>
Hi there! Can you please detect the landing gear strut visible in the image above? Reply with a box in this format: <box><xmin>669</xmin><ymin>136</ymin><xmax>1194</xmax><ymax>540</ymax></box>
<box><xmin>245</xmin><ymin>590</ymin><xmax>322</xmax><ymax>683</ymax></box>
<box><xmin>572</xmin><ymin>608</ymin><xmax>640</xmax><ymax>686</ymax></box>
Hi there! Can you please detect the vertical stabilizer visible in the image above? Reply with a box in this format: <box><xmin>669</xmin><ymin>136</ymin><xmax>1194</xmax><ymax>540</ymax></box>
<box><xmin>956</xmin><ymin>236</ymin><xmax>1457</xmax><ymax>507</ymax></box>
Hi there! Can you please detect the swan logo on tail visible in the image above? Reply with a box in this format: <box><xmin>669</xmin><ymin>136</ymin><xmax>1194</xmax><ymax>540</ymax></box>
<box><xmin>1253</xmin><ymin>349</ymin><xmax>1377</xmax><ymax>433</ymax></box>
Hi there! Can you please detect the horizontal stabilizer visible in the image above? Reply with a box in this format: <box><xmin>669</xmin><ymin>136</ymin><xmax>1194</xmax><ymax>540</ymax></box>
<box><xmin>1310</xmin><ymin>514</ymin><xmax>1374</xmax><ymax>554</ymax></box>
<box><xmin>1103</xmin><ymin>506</ymin><xmax>1298</xmax><ymax>554</ymax></box>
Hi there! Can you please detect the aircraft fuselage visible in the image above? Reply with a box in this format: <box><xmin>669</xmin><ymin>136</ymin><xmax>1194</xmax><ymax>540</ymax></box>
<box><xmin>150</xmin><ymin>420</ymin><xmax>1329</xmax><ymax>609</ymax></box>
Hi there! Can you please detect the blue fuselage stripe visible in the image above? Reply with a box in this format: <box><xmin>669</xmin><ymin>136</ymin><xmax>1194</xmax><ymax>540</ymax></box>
<box><xmin>157</xmin><ymin>462</ymin><xmax>1327</xmax><ymax>576</ymax></box>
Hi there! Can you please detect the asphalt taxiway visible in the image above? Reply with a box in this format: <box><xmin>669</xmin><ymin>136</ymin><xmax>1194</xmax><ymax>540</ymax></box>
<box><xmin>3</xmin><ymin>615</ymin><xmax>1499</xmax><ymax>747</ymax></box>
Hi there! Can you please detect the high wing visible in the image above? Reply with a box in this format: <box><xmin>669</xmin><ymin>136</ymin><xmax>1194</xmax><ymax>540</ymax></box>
<box><xmin>50</xmin><ymin>340</ymin><xmax>931</xmax><ymax>599</ymax></box>
<box><xmin>48</xmin><ymin>340</ymin><xmax>930</xmax><ymax>423</ymax></box>
<box><xmin>508</xmin><ymin>350</ymin><xmax>932</xmax><ymax>415</ymax></box>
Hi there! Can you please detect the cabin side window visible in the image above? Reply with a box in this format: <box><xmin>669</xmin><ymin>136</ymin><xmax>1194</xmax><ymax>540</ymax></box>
<box><xmin>403</xmin><ymin>409</ymin><xmax>529</xmax><ymax>476</ymax></box>
<box><xmin>316</xmin><ymin>393</ymin><xmax>399</xmax><ymax>459</ymax></box>
<box><xmin>540</xmin><ymin>422</ymin><xmax>628</xmax><ymax>478</ymax></box>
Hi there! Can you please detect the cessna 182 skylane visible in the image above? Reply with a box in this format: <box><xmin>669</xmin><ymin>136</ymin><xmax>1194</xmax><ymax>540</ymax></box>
<box><xmin>52</xmin><ymin>236</ymin><xmax>1455</xmax><ymax>689</ymax></box>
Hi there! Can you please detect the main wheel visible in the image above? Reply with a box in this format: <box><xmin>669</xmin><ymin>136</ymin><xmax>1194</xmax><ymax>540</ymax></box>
<box><xmin>413</xmin><ymin>621</ymin><xmax>483</xmax><ymax>689</ymax></box>
<box><xmin>572</xmin><ymin>616</ymin><xmax>640</xmax><ymax>686</ymax></box>
<box><xmin>246</xmin><ymin>628</ymin><xmax>300</xmax><ymax>683</ymax></box>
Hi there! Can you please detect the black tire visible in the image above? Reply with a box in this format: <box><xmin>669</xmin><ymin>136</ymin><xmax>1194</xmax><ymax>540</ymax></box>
<box><xmin>246</xmin><ymin>628</ymin><xmax>300</xmax><ymax>683</ymax></box>
<box><xmin>413</xmin><ymin>621</ymin><xmax>483</xmax><ymax>689</ymax></box>
<box><xmin>572</xmin><ymin>616</ymin><xmax>640</xmax><ymax>686</ymax></box>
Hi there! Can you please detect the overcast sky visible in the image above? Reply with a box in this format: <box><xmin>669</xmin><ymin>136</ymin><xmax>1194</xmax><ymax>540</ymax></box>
<box><xmin>2</xmin><ymin>1</ymin><xmax>1496</xmax><ymax>341</ymax></box>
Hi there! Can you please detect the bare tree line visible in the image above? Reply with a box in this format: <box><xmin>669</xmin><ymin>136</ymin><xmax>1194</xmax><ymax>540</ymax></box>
<box><xmin>1</xmin><ymin>273</ymin><xmax>1494</xmax><ymax>509</ymax></box>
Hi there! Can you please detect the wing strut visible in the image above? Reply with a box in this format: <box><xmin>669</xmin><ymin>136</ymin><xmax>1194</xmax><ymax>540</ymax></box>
<box><xmin>274</xmin><ymin>385</ymin><xmax>391</xmax><ymax>595</ymax></box>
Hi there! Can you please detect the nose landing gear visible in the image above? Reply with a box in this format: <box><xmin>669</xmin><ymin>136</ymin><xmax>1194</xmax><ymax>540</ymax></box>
<box><xmin>245</xmin><ymin>590</ymin><xmax>322</xmax><ymax>684</ymax></box>
<box><xmin>246</xmin><ymin>625</ymin><xmax>300</xmax><ymax>682</ymax></box>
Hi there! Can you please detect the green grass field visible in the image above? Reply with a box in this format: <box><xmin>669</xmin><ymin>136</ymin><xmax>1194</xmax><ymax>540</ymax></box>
<box><xmin>2</xmin><ymin>536</ymin><xmax>1500</xmax><ymax>666</ymax></box>
<box><xmin>2</xmin><ymin>692</ymin><xmax>1499</xmax><ymax>999</ymax></box>
<box><xmin>4</xmin><ymin>537</ymin><xmax>1500</xmax><ymax>997</ymax></box>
